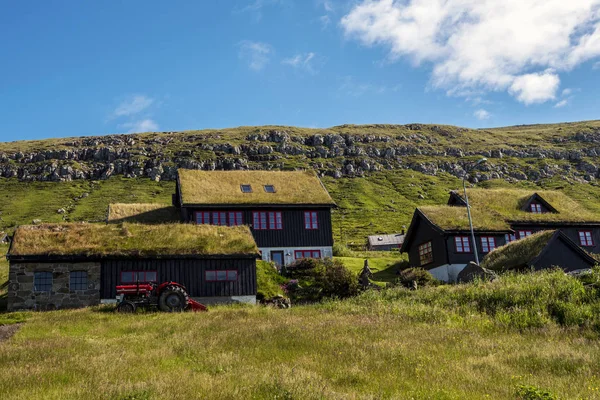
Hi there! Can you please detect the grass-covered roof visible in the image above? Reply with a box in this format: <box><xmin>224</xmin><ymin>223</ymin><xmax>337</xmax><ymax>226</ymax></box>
<box><xmin>420</xmin><ymin>189</ymin><xmax>600</xmax><ymax>231</ymax></box>
<box><xmin>107</xmin><ymin>204</ymin><xmax>179</xmax><ymax>224</ymax></box>
<box><xmin>177</xmin><ymin>169</ymin><xmax>336</xmax><ymax>205</ymax></box>
<box><xmin>481</xmin><ymin>230</ymin><xmax>555</xmax><ymax>271</ymax></box>
<box><xmin>9</xmin><ymin>223</ymin><xmax>259</xmax><ymax>258</ymax></box>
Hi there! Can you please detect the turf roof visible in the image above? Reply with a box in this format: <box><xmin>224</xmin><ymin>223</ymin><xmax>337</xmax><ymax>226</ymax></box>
<box><xmin>9</xmin><ymin>223</ymin><xmax>259</xmax><ymax>258</ymax></box>
<box><xmin>481</xmin><ymin>230</ymin><xmax>555</xmax><ymax>272</ymax></box>
<box><xmin>420</xmin><ymin>188</ymin><xmax>600</xmax><ymax>231</ymax></box>
<box><xmin>107</xmin><ymin>204</ymin><xmax>179</xmax><ymax>224</ymax></box>
<box><xmin>177</xmin><ymin>169</ymin><xmax>336</xmax><ymax>205</ymax></box>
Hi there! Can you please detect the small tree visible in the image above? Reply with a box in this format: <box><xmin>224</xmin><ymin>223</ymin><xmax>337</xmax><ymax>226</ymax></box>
<box><xmin>285</xmin><ymin>258</ymin><xmax>359</xmax><ymax>302</ymax></box>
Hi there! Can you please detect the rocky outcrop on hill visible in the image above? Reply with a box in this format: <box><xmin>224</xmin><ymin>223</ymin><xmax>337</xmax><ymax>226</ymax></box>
<box><xmin>0</xmin><ymin>124</ymin><xmax>599</xmax><ymax>183</ymax></box>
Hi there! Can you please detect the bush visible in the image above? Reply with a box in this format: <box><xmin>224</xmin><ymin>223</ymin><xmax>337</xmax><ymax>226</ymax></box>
<box><xmin>285</xmin><ymin>258</ymin><xmax>359</xmax><ymax>302</ymax></box>
<box><xmin>332</xmin><ymin>242</ymin><xmax>353</xmax><ymax>257</ymax></box>
<box><xmin>256</xmin><ymin>261</ymin><xmax>288</xmax><ymax>301</ymax></box>
<box><xmin>515</xmin><ymin>385</ymin><xmax>557</xmax><ymax>400</ymax></box>
<box><xmin>395</xmin><ymin>268</ymin><xmax>439</xmax><ymax>289</ymax></box>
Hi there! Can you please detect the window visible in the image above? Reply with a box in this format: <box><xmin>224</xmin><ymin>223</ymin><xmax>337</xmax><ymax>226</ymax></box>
<box><xmin>579</xmin><ymin>231</ymin><xmax>594</xmax><ymax>247</ymax></box>
<box><xmin>240</xmin><ymin>184</ymin><xmax>252</xmax><ymax>193</ymax></box>
<box><xmin>253</xmin><ymin>211</ymin><xmax>282</xmax><ymax>230</ymax></box>
<box><xmin>294</xmin><ymin>250</ymin><xmax>322</xmax><ymax>259</ymax></box>
<box><xmin>34</xmin><ymin>272</ymin><xmax>52</xmax><ymax>292</ymax></box>
<box><xmin>505</xmin><ymin>233</ymin><xmax>516</xmax><ymax>243</ymax></box>
<box><xmin>418</xmin><ymin>242</ymin><xmax>433</xmax><ymax>265</ymax></box>
<box><xmin>455</xmin><ymin>236</ymin><xmax>471</xmax><ymax>253</ymax></box>
<box><xmin>530</xmin><ymin>203</ymin><xmax>542</xmax><ymax>213</ymax></box>
<box><xmin>263</xmin><ymin>185</ymin><xmax>276</xmax><ymax>193</ymax></box>
<box><xmin>120</xmin><ymin>271</ymin><xmax>157</xmax><ymax>283</ymax></box>
<box><xmin>205</xmin><ymin>270</ymin><xmax>238</xmax><ymax>282</ymax></box>
<box><xmin>212</xmin><ymin>211</ymin><xmax>228</xmax><ymax>226</ymax></box>
<box><xmin>195</xmin><ymin>211</ymin><xmax>210</xmax><ymax>225</ymax></box>
<box><xmin>518</xmin><ymin>230</ymin><xmax>533</xmax><ymax>239</ymax></box>
<box><xmin>481</xmin><ymin>237</ymin><xmax>496</xmax><ymax>253</ymax></box>
<box><xmin>70</xmin><ymin>271</ymin><xmax>88</xmax><ymax>291</ymax></box>
<box><xmin>228</xmin><ymin>211</ymin><xmax>243</xmax><ymax>226</ymax></box>
<box><xmin>304</xmin><ymin>211</ymin><xmax>318</xmax><ymax>229</ymax></box>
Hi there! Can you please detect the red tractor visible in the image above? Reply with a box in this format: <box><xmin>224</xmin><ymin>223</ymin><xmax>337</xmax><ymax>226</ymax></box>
<box><xmin>115</xmin><ymin>281</ymin><xmax>208</xmax><ymax>313</ymax></box>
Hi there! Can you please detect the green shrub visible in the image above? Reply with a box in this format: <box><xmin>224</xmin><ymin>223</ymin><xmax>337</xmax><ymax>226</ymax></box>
<box><xmin>515</xmin><ymin>385</ymin><xmax>557</xmax><ymax>400</ymax></box>
<box><xmin>332</xmin><ymin>242</ymin><xmax>353</xmax><ymax>257</ymax></box>
<box><xmin>285</xmin><ymin>258</ymin><xmax>359</xmax><ymax>302</ymax></box>
<box><xmin>395</xmin><ymin>268</ymin><xmax>439</xmax><ymax>288</ymax></box>
<box><xmin>256</xmin><ymin>261</ymin><xmax>288</xmax><ymax>301</ymax></box>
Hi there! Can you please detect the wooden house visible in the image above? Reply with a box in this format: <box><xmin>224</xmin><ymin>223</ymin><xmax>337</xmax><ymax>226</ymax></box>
<box><xmin>482</xmin><ymin>230</ymin><xmax>597</xmax><ymax>273</ymax></box>
<box><xmin>401</xmin><ymin>189</ymin><xmax>600</xmax><ymax>282</ymax></box>
<box><xmin>6</xmin><ymin>223</ymin><xmax>259</xmax><ymax>311</ymax></box>
<box><xmin>367</xmin><ymin>233</ymin><xmax>405</xmax><ymax>251</ymax></box>
<box><xmin>173</xmin><ymin>169</ymin><xmax>336</xmax><ymax>267</ymax></box>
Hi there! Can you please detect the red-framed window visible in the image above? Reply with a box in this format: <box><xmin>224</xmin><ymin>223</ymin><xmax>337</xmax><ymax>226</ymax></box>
<box><xmin>505</xmin><ymin>233</ymin><xmax>516</xmax><ymax>243</ymax></box>
<box><xmin>194</xmin><ymin>211</ymin><xmax>243</xmax><ymax>226</ymax></box>
<box><xmin>418</xmin><ymin>241</ymin><xmax>433</xmax><ymax>265</ymax></box>
<box><xmin>205</xmin><ymin>270</ymin><xmax>238</xmax><ymax>282</ymax></box>
<box><xmin>253</xmin><ymin>211</ymin><xmax>282</xmax><ymax>230</ymax></box>
<box><xmin>579</xmin><ymin>231</ymin><xmax>594</xmax><ymax>247</ymax></box>
<box><xmin>455</xmin><ymin>236</ymin><xmax>471</xmax><ymax>253</ymax></box>
<box><xmin>481</xmin><ymin>237</ymin><xmax>496</xmax><ymax>253</ymax></box>
<box><xmin>530</xmin><ymin>203</ymin><xmax>542</xmax><ymax>214</ymax></box>
<box><xmin>228</xmin><ymin>211</ymin><xmax>243</xmax><ymax>226</ymax></box>
<box><xmin>195</xmin><ymin>211</ymin><xmax>210</xmax><ymax>224</ymax></box>
<box><xmin>304</xmin><ymin>211</ymin><xmax>318</xmax><ymax>229</ymax></box>
<box><xmin>518</xmin><ymin>230</ymin><xmax>533</xmax><ymax>239</ymax></box>
<box><xmin>294</xmin><ymin>250</ymin><xmax>321</xmax><ymax>259</ymax></box>
<box><xmin>120</xmin><ymin>271</ymin><xmax>157</xmax><ymax>283</ymax></box>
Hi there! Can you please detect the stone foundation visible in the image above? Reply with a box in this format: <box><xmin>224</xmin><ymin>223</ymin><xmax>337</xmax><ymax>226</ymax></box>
<box><xmin>8</xmin><ymin>262</ymin><xmax>101</xmax><ymax>311</ymax></box>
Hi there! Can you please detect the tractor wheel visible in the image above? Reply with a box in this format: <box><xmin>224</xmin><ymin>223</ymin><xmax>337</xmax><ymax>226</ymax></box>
<box><xmin>158</xmin><ymin>285</ymin><xmax>189</xmax><ymax>312</ymax></box>
<box><xmin>117</xmin><ymin>300</ymin><xmax>137</xmax><ymax>313</ymax></box>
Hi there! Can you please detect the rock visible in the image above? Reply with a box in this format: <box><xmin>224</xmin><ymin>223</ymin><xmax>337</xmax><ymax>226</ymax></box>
<box><xmin>457</xmin><ymin>262</ymin><xmax>497</xmax><ymax>283</ymax></box>
<box><xmin>57</xmin><ymin>208</ymin><xmax>66</xmax><ymax>214</ymax></box>
<box><xmin>32</xmin><ymin>219</ymin><xmax>42</xmax><ymax>225</ymax></box>
<box><xmin>418</xmin><ymin>194</ymin><xmax>425</xmax><ymax>199</ymax></box>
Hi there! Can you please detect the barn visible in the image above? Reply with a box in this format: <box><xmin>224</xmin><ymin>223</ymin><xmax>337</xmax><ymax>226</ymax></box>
<box><xmin>6</xmin><ymin>222</ymin><xmax>259</xmax><ymax>311</ymax></box>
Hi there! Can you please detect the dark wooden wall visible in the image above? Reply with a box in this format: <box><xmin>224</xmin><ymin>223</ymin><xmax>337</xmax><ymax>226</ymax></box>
<box><xmin>446</xmin><ymin>233</ymin><xmax>508</xmax><ymax>265</ymax></box>
<box><xmin>100</xmin><ymin>258</ymin><xmax>256</xmax><ymax>299</ymax></box>
<box><xmin>183</xmin><ymin>207</ymin><xmax>334</xmax><ymax>248</ymax></box>
<box><xmin>406</xmin><ymin>217</ymin><xmax>447</xmax><ymax>269</ymax></box>
<box><xmin>532</xmin><ymin>240</ymin><xmax>595</xmax><ymax>272</ymax></box>
<box><xmin>510</xmin><ymin>225</ymin><xmax>600</xmax><ymax>255</ymax></box>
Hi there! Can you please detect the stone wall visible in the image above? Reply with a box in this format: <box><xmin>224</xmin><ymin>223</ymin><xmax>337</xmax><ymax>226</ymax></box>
<box><xmin>7</xmin><ymin>262</ymin><xmax>101</xmax><ymax>311</ymax></box>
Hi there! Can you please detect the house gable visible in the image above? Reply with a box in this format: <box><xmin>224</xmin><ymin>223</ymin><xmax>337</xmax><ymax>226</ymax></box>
<box><xmin>520</xmin><ymin>193</ymin><xmax>558</xmax><ymax>214</ymax></box>
<box><xmin>447</xmin><ymin>191</ymin><xmax>467</xmax><ymax>207</ymax></box>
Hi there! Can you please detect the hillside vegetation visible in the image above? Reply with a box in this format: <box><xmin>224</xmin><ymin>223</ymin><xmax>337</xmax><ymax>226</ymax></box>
<box><xmin>1</xmin><ymin>270</ymin><xmax>600</xmax><ymax>399</ymax></box>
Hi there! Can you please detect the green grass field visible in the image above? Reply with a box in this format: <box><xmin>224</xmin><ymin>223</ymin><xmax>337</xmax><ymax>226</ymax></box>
<box><xmin>1</xmin><ymin>270</ymin><xmax>600</xmax><ymax>399</ymax></box>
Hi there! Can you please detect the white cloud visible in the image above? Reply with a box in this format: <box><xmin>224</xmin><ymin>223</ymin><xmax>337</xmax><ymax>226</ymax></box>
<box><xmin>282</xmin><ymin>52</ymin><xmax>320</xmax><ymax>73</ymax></box>
<box><xmin>594</xmin><ymin>61</ymin><xmax>600</xmax><ymax>69</ymax></box>
<box><xmin>119</xmin><ymin>119</ymin><xmax>159</xmax><ymax>134</ymax></box>
<box><xmin>508</xmin><ymin>72</ymin><xmax>560</xmax><ymax>104</ymax></box>
<box><xmin>339</xmin><ymin>76</ymin><xmax>401</xmax><ymax>96</ymax></box>
<box><xmin>554</xmin><ymin>99</ymin><xmax>569</xmax><ymax>108</ymax></box>
<box><xmin>341</xmin><ymin>0</ymin><xmax>600</xmax><ymax>104</ymax></box>
<box><xmin>562</xmin><ymin>88</ymin><xmax>573</xmax><ymax>96</ymax></box>
<box><xmin>113</xmin><ymin>95</ymin><xmax>154</xmax><ymax>117</ymax></box>
<box><xmin>474</xmin><ymin>109</ymin><xmax>491</xmax><ymax>120</ymax></box>
<box><xmin>238</xmin><ymin>40</ymin><xmax>273</xmax><ymax>71</ymax></box>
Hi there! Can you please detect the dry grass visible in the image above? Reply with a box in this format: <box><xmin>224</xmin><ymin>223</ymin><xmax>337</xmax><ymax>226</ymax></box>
<box><xmin>420</xmin><ymin>189</ymin><xmax>600</xmax><ymax>231</ymax></box>
<box><xmin>107</xmin><ymin>203</ymin><xmax>179</xmax><ymax>224</ymax></box>
<box><xmin>2</xmin><ymin>272</ymin><xmax>600</xmax><ymax>399</ymax></box>
<box><xmin>482</xmin><ymin>231</ymin><xmax>555</xmax><ymax>272</ymax></box>
<box><xmin>178</xmin><ymin>169</ymin><xmax>336</xmax><ymax>205</ymax></box>
<box><xmin>9</xmin><ymin>223</ymin><xmax>258</xmax><ymax>257</ymax></box>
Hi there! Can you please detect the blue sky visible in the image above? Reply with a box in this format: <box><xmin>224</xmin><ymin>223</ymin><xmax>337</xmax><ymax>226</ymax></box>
<box><xmin>2</xmin><ymin>0</ymin><xmax>600</xmax><ymax>141</ymax></box>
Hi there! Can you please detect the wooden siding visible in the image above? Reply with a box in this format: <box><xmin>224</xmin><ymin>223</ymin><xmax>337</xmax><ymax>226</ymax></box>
<box><xmin>446</xmin><ymin>234</ymin><xmax>508</xmax><ymax>265</ymax></box>
<box><xmin>100</xmin><ymin>258</ymin><xmax>256</xmax><ymax>299</ymax></box>
<box><xmin>510</xmin><ymin>225</ymin><xmax>600</xmax><ymax>255</ymax></box>
<box><xmin>183</xmin><ymin>207</ymin><xmax>334</xmax><ymax>248</ymax></box>
<box><xmin>406</xmin><ymin>217</ymin><xmax>447</xmax><ymax>269</ymax></box>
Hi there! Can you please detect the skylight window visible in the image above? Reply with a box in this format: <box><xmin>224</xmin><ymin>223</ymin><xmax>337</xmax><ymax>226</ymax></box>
<box><xmin>263</xmin><ymin>185</ymin><xmax>276</xmax><ymax>193</ymax></box>
<box><xmin>240</xmin><ymin>184</ymin><xmax>252</xmax><ymax>193</ymax></box>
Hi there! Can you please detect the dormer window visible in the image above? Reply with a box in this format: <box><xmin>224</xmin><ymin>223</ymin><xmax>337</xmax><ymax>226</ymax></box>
<box><xmin>530</xmin><ymin>203</ymin><xmax>542</xmax><ymax>213</ymax></box>
<box><xmin>263</xmin><ymin>185</ymin><xmax>276</xmax><ymax>193</ymax></box>
<box><xmin>240</xmin><ymin>184</ymin><xmax>252</xmax><ymax>193</ymax></box>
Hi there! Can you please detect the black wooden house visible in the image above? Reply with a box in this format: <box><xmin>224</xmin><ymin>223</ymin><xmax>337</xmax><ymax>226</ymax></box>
<box><xmin>173</xmin><ymin>169</ymin><xmax>336</xmax><ymax>267</ymax></box>
<box><xmin>6</xmin><ymin>223</ymin><xmax>259</xmax><ymax>311</ymax></box>
<box><xmin>401</xmin><ymin>189</ymin><xmax>600</xmax><ymax>281</ymax></box>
